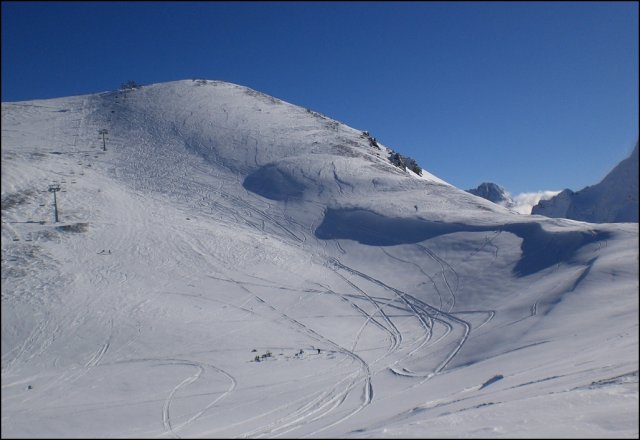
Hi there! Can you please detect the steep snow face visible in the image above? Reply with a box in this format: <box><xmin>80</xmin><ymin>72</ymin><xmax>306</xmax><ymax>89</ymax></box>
<box><xmin>2</xmin><ymin>80</ymin><xmax>638</xmax><ymax>438</ymax></box>
<box><xmin>532</xmin><ymin>143</ymin><xmax>639</xmax><ymax>222</ymax></box>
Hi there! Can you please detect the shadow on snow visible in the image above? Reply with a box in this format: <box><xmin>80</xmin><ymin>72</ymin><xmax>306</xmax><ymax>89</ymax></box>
<box><xmin>243</xmin><ymin>164</ymin><xmax>308</xmax><ymax>201</ymax></box>
<box><xmin>314</xmin><ymin>208</ymin><xmax>610</xmax><ymax>276</ymax></box>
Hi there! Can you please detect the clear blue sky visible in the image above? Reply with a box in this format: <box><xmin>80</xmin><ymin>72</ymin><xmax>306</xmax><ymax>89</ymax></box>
<box><xmin>2</xmin><ymin>1</ymin><xmax>638</xmax><ymax>195</ymax></box>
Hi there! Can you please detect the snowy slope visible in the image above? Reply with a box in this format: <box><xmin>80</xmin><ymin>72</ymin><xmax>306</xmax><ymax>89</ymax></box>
<box><xmin>2</xmin><ymin>80</ymin><xmax>638</xmax><ymax>438</ymax></box>
<box><xmin>532</xmin><ymin>142</ymin><xmax>639</xmax><ymax>223</ymax></box>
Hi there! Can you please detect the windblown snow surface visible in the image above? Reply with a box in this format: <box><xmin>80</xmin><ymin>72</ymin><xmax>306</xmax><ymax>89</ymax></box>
<box><xmin>2</xmin><ymin>80</ymin><xmax>638</xmax><ymax>438</ymax></box>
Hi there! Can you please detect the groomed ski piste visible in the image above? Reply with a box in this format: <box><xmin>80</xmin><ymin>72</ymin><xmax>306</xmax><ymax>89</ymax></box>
<box><xmin>2</xmin><ymin>80</ymin><xmax>638</xmax><ymax>438</ymax></box>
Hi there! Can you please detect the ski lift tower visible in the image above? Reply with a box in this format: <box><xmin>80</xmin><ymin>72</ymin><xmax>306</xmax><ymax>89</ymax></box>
<box><xmin>48</xmin><ymin>184</ymin><xmax>61</xmax><ymax>223</ymax></box>
<box><xmin>99</xmin><ymin>129</ymin><xmax>108</xmax><ymax>151</ymax></box>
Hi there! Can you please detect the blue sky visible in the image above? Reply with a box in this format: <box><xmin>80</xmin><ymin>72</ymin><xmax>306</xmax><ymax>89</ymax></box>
<box><xmin>2</xmin><ymin>1</ymin><xmax>638</xmax><ymax>195</ymax></box>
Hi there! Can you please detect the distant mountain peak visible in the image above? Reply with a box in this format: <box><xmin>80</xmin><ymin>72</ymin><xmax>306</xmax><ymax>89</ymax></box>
<box><xmin>466</xmin><ymin>182</ymin><xmax>514</xmax><ymax>207</ymax></box>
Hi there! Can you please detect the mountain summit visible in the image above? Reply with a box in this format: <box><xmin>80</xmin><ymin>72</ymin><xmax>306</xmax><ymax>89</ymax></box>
<box><xmin>2</xmin><ymin>80</ymin><xmax>637</xmax><ymax>438</ymax></box>
<box><xmin>466</xmin><ymin>182</ymin><xmax>514</xmax><ymax>208</ymax></box>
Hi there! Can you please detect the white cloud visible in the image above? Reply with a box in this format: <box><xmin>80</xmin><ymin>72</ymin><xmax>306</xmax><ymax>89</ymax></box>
<box><xmin>508</xmin><ymin>190</ymin><xmax>562</xmax><ymax>214</ymax></box>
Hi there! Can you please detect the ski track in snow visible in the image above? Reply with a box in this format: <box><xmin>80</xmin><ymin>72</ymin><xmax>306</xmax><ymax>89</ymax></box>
<box><xmin>191</xmin><ymin>273</ymin><xmax>373</xmax><ymax>438</ymax></box>
<box><xmin>417</xmin><ymin>244</ymin><xmax>460</xmax><ymax>312</ymax></box>
<box><xmin>327</xmin><ymin>257</ymin><xmax>473</xmax><ymax>378</ymax></box>
<box><xmin>160</xmin><ymin>359</ymin><xmax>237</xmax><ymax>438</ymax></box>
<box><xmin>233</xmin><ymin>287</ymin><xmax>373</xmax><ymax>438</ymax></box>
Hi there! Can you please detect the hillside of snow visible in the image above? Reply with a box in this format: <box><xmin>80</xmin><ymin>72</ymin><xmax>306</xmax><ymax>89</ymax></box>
<box><xmin>2</xmin><ymin>80</ymin><xmax>638</xmax><ymax>438</ymax></box>
<box><xmin>532</xmin><ymin>142</ymin><xmax>639</xmax><ymax>223</ymax></box>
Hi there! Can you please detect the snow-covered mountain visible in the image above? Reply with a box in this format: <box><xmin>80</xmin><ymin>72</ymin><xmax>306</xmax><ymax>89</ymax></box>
<box><xmin>466</xmin><ymin>182</ymin><xmax>514</xmax><ymax>207</ymax></box>
<box><xmin>466</xmin><ymin>183</ymin><xmax>563</xmax><ymax>216</ymax></box>
<box><xmin>2</xmin><ymin>80</ymin><xmax>638</xmax><ymax>438</ymax></box>
<box><xmin>532</xmin><ymin>142</ymin><xmax>639</xmax><ymax>222</ymax></box>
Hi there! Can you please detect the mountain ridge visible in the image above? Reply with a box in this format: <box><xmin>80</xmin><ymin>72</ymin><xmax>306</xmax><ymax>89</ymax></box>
<box><xmin>532</xmin><ymin>142</ymin><xmax>638</xmax><ymax>222</ymax></box>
